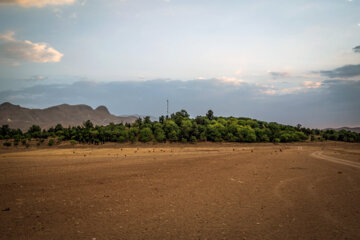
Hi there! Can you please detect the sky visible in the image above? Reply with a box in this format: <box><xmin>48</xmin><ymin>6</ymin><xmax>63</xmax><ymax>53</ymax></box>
<box><xmin>0</xmin><ymin>0</ymin><xmax>359</xmax><ymax>128</ymax></box>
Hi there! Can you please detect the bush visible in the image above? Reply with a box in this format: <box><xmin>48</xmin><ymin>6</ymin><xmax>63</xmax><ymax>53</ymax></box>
<box><xmin>3</xmin><ymin>142</ymin><xmax>11</xmax><ymax>147</ymax></box>
<box><xmin>273</xmin><ymin>138</ymin><xmax>280</xmax><ymax>143</ymax></box>
<box><xmin>70</xmin><ymin>140</ymin><xmax>77</xmax><ymax>145</ymax></box>
<box><xmin>190</xmin><ymin>136</ymin><xmax>197</xmax><ymax>143</ymax></box>
<box><xmin>48</xmin><ymin>139</ymin><xmax>55</xmax><ymax>146</ymax></box>
<box><xmin>199</xmin><ymin>132</ymin><xmax>207</xmax><ymax>141</ymax></box>
<box><xmin>21</xmin><ymin>139</ymin><xmax>27</xmax><ymax>145</ymax></box>
<box><xmin>57</xmin><ymin>136</ymin><xmax>64</xmax><ymax>144</ymax></box>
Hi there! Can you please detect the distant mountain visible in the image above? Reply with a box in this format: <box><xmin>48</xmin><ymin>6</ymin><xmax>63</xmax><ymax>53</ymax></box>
<box><xmin>323</xmin><ymin>127</ymin><xmax>360</xmax><ymax>134</ymax></box>
<box><xmin>0</xmin><ymin>102</ymin><xmax>138</xmax><ymax>131</ymax></box>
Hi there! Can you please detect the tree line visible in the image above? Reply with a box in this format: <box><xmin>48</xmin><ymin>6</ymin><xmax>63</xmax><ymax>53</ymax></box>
<box><xmin>1</xmin><ymin>110</ymin><xmax>359</xmax><ymax>146</ymax></box>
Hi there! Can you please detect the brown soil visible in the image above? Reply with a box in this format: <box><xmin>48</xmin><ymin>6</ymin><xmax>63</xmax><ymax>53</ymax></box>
<box><xmin>1</xmin><ymin>142</ymin><xmax>360</xmax><ymax>239</ymax></box>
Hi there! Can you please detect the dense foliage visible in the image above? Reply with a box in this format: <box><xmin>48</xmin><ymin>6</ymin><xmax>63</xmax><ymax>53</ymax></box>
<box><xmin>1</xmin><ymin>110</ymin><xmax>359</xmax><ymax>146</ymax></box>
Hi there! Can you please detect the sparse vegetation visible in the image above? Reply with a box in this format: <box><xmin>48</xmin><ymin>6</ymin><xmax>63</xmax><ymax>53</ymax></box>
<box><xmin>1</xmin><ymin>110</ymin><xmax>359</xmax><ymax>145</ymax></box>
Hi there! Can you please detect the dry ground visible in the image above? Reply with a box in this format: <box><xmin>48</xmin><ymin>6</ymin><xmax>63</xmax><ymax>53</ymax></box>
<box><xmin>0</xmin><ymin>142</ymin><xmax>360</xmax><ymax>240</ymax></box>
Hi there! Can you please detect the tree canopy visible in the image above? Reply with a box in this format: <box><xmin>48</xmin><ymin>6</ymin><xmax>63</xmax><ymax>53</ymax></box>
<box><xmin>1</xmin><ymin>109</ymin><xmax>359</xmax><ymax>145</ymax></box>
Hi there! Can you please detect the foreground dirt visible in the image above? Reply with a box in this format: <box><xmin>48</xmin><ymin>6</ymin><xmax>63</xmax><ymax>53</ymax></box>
<box><xmin>0</xmin><ymin>142</ymin><xmax>360</xmax><ymax>240</ymax></box>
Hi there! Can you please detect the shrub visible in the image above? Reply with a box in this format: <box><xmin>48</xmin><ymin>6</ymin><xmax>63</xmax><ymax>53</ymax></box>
<box><xmin>48</xmin><ymin>139</ymin><xmax>55</xmax><ymax>146</ymax></box>
<box><xmin>70</xmin><ymin>140</ymin><xmax>77</xmax><ymax>145</ymax></box>
<box><xmin>199</xmin><ymin>132</ymin><xmax>207</xmax><ymax>141</ymax></box>
<box><xmin>190</xmin><ymin>136</ymin><xmax>197</xmax><ymax>143</ymax></box>
<box><xmin>273</xmin><ymin>138</ymin><xmax>280</xmax><ymax>144</ymax></box>
<box><xmin>57</xmin><ymin>136</ymin><xmax>64</xmax><ymax>144</ymax></box>
<box><xmin>3</xmin><ymin>142</ymin><xmax>11</xmax><ymax>147</ymax></box>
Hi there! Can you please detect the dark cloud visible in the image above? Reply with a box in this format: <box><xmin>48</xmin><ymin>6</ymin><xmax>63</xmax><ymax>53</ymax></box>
<box><xmin>319</xmin><ymin>64</ymin><xmax>360</xmax><ymax>78</ymax></box>
<box><xmin>353</xmin><ymin>45</ymin><xmax>360</xmax><ymax>53</ymax></box>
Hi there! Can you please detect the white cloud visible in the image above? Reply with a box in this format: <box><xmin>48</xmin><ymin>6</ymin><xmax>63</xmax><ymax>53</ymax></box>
<box><xmin>262</xmin><ymin>89</ymin><xmax>277</xmax><ymax>95</ymax></box>
<box><xmin>303</xmin><ymin>81</ymin><xmax>322</xmax><ymax>88</ymax></box>
<box><xmin>216</xmin><ymin>76</ymin><xmax>244</xmax><ymax>86</ymax></box>
<box><xmin>0</xmin><ymin>31</ymin><xmax>63</xmax><ymax>64</ymax></box>
<box><xmin>0</xmin><ymin>0</ymin><xmax>75</xmax><ymax>8</ymax></box>
<box><xmin>262</xmin><ymin>81</ymin><xmax>322</xmax><ymax>95</ymax></box>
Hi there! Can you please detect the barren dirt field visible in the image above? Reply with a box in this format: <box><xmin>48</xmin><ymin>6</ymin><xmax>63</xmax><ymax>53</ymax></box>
<box><xmin>1</xmin><ymin>142</ymin><xmax>360</xmax><ymax>240</ymax></box>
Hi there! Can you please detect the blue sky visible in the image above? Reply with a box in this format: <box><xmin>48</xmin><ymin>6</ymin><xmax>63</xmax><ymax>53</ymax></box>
<box><xmin>0</xmin><ymin>0</ymin><xmax>359</xmax><ymax>128</ymax></box>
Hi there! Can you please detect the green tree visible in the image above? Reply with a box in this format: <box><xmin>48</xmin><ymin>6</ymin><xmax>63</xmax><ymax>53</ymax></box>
<box><xmin>171</xmin><ymin>110</ymin><xmax>190</xmax><ymax>126</ymax></box>
<box><xmin>128</xmin><ymin>128</ymin><xmax>139</xmax><ymax>143</ymax></box>
<box><xmin>154</xmin><ymin>128</ymin><xmax>166</xmax><ymax>142</ymax></box>
<box><xmin>139</xmin><ymin>127</ymin><xmax>153</xmax><ymax>142</ymax></box>
<box><xmin>83</xmin><ymin>120</ymin><xmax>94</xmax><ymax>129</ymax></box>
<box><xmin>206</xmin><ymin>110</ymin><xmax>214</xmax><ymax>120</ymax></box>
<box><xmin>168</xmin><ymin>130</ymin><xmax>179</xmax><ymax>142</ymax></box>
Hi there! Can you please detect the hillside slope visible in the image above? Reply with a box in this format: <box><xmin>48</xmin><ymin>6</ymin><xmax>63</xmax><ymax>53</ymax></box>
<box><xmin>0</xmin><ymin>102</ymin><xmax>137</xmax><ymax>131</ymax></box>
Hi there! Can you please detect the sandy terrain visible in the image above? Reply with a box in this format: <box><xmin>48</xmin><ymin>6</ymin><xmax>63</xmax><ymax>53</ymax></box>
<box><xmin>0</xmin><ymin>142</ymin><xmax>360</xmax><ymax>240</ymax></box>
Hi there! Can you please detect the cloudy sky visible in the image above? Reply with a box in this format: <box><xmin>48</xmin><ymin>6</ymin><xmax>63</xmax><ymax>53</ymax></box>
<box><xmin>0</xmin><ymin>0</ymin><xmax>359</xmax><ymax>128</ymax></box>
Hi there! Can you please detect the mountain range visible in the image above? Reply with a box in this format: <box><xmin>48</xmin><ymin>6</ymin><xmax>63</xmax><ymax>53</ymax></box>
<box><xmin>0</xmin><ymin>102</ymin><xmax>138</xmax><ymax>131</ymax></box>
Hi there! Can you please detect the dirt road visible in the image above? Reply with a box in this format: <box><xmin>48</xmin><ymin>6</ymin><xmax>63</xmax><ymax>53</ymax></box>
<box><xmin>0</xmin><ymin>142</ymin><xmax>359</xmax><ymax>239</ymax></box>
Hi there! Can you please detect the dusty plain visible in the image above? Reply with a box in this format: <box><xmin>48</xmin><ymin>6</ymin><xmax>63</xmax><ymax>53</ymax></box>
<box><xmin>0</xmin><ymin>142</ymin><xmax>360</xmax><ymax>240</ymax></box>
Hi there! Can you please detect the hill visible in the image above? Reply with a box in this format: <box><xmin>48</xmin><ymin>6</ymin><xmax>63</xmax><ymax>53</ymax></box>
<box><xmin>0</xmin><ymin>102</ymin><xmax>137</xmax><ymax>131</ymax></box>
<box><xmin>323</xmin><ymin>127</ymin><xmax>360</xmax><ymax>134</ymax></box>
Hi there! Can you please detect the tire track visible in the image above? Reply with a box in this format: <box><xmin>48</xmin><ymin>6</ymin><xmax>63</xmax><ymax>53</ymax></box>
<box><xmin>311</xmin><ymin>151</ymin><xmax>360</xmax><ymax>169</ymax></box>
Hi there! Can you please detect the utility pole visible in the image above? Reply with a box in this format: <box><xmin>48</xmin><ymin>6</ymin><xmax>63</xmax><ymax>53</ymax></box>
<box><xmin>166</xmin><ymin>99</ymin><xmax>169</xmax><ymax>117</ymax></box>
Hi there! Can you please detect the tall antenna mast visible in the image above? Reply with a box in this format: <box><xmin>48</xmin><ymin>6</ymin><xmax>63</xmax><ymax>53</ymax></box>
<box><xmin>166</xmin><ymin>99</ymin><xmax>169</xmax><ymax>116</ymax></box>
